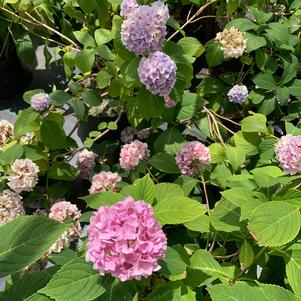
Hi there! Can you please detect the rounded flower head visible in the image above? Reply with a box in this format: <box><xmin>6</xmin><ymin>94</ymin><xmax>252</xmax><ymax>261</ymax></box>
<box><xmin>227</xmin><ymin>85</ymin><xmax>248</xmax><ymax>104</ymax></box>
<box><xmin>86</xmin><ymin>196</ymin><xmax>167</xmax><ymax>281</ymax></box>
<box><xmin>121</xmin><ymin>126</ymin><xmax>136</xmax><ymax>144</ymax></box>
<box><xmin>119</xmin><ymin>140</ymin><xmax>150</xmax><ymax>171</ymax></box>
<box><xmin>89</xmin><ymin>171</ymin><xmax>122</xmax><ymax>194</ymax></box>
<box><xmin>215</xmin><ymin>28</ymin><xmax>247</xmax><ymax>59</ymax></box>
<box><xmin>0</xmin><ymin>190</ymin><xmax>25</xmax><ymax>226</ymax></box>
<box><xmin>275</xmin><ymin>134</ymin><xmax>301</xmax><ymax>175</ymax></box>
<box><xmin>176</xmin><ymin>141</ymin><xmax>211</xmax><ymax>176</ymax></box>
<box><xmin>77</xmin><ymin>149</ymin><xmax>96</xmax><ymax>180</ymax></box>
<box><xmin>0</xmin><ymin>120</ymin><xmax>14</xmax><ymax>149</ymax></box>
<box><xmin>121</xmin><ymin>1</ymin><xmax>169</xmax><ymax>55</ymax></box>
<box><xmin>30</xmin><ymin>93</ymin><xmax>51</xmax><ymax>112</ymax></box>
<box><xmin>8</xmin><ymin>159</ymin><xmax>39</xmax><ymax>193</ymax></box>
<box><xmin>47</xmin><ymin>201</ymin><xmax>81</xmax><ymax>255</ymax></box>
<box><xmin>120</xmin><ymin>0</ymin><xmax>138</xmax><ymax>17</ymax></box>
<box><xmin>138</xmin><ymin>51</ymin><xmax>177</xmax><ymax>96</ymax></box>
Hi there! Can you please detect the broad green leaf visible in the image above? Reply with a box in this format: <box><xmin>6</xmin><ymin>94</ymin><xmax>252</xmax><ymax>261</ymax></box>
<box><xmin>226</xmin><ymin>18</ymin><xmax>258</xmax><ymax>31</ymax></box>
<box><xmin>81</xmin><ymin>191</ymin><xmax>125</xmax><ymax>209</ymax></box>
<box><xmin>0</xmin><ymin>142</ymin><xmax>23</xmax><ymax>165</ymax></box>
<box><xmin>149</xmin><ymin>153</ymin><xmax>180</xmax><ymax>174</ymax></box>
<box><xmin>239</xmin><ymin>240</ymin><xmax>254</xmax><ymax>268</ymax></box>
<box><xmin>94</xmin><ymin>29</ymin><xmax>112</xmax><ymax>45</ymax></box>
<box><xmin>178</xmin><ymin>37</ymin><xmax>203</xmax><ymax>57</ymax></box>
<box><xmin>251</xmin><ymin>166</ymin><xmax>284</xmax><ymax>187</ymax></box>
<box><xmin>245</xmin><ymin>33</ymin><xmax>267</xmax><ymax>52</ymax></box>
<box><xmin>184</xmin><ymin>215</ymin><xmax>210</xmax><ymax>233</ymax></box>
<box><xmin>177</xmin><ymin>93</ymin><xmax>204</xmax><ymax>121</ymax></box>
<box><xmin>16</xmin><ymin>34</ymin><xmax>35</xmax><ymax>64</ymax></box>
<box><xmin>48</xmin><ymin>249</ymin><xmax>77</xmax><ymax>266</ymax></box>
<box><xmin>0</xmin><ymin>216</ymin><xmax>67</xmax><ymax>277</ymax></box>
<box><xmin>174</xmin><ymin>175</ymin><xmax>199</xmax><ymax>196</ymax></box>
<box><xmin>232</xmin><ymin>131</ymin><xmax>261</xmax><ymax>156</ymax></box>
<box><xmin>205</xmin><ymin>43</ymin><xmax>224</xmax><ymax>67</ymax></box>
<box><xmin>289</xmin><ymin>79</ymin><xmax>301</xmax><ymax>97</ymax></box>
<box><xmin>225</xmin><ymin>145</ymin><xmax>246</xmax><ymax>171</ymax></box>
<box><xmin>96</xmin><ymin>70</ymin><xmax>112</xmax><ymax>89</ymax></box>
<box><xmin>41</xmin><ymin>118</ymin><xmax>66</xmax><ymax>150</ymax></box>
<box><xmin>190</xmin><ymin>249</ymin><xmax>228</xmax><ymax>278</ymax></box>
<box><xmin>253</xmin><ymin>72</ymin><xmax>277</xmax><ymax>91</ymax></box>
<box><xmin>39</xmin><ymin>257</ymin><xmax>105</xmax><ymax>301</ymax></box>
<box><xmin>49</xmin><ymin>90</ymin><xmax>72</xmax><ymax>106</ymax></box>
<box><xmin>266</xmin><ymin>22</ymin><xmax>290</xmax><ymax>45</ymax></box>
<box><xmin>24</xmin><ymin>294</ymin><xmax>52</xmax><ymax>301</ymax></box>
<box><xmin>73</xmin><ymin>31</ymin><xmax>95</xmax><ymax>47</ymax></box>
<box><xmin>248</xmin><ymin>202</ymin><xmax>301</xmax><ymax>247</ymax></box>
<box><xmin>241</xmin><ymin>113</ymin><xmax>267</xmax><ymax>133</ymax></box>
<box><xmin>14</xmin><ymin>108</ymin><xmax>40</xmax><ymax>138</ymax></box>
<box><xmin>48</xmin><ymin>162</ymin><xmax>78</xmax><ymax>181</ymax></box>
<box><xmin>75</xmin><ymin>49</ymin><xmax>95</xmax><ymax>74</ymax></box>
<box><xmin>154</xmin><ymin>196</ymin><xmax>206</xmax><ymax>225</ymax></box>
<box><xmin>154</xmin><ymin>183</ymin><xmax>184</xmax><ymax>202</ymax></box>
<box><xmin>209</xmin><ymin>143</ymin><xmax>225</xmax><ymax>164</ymax></box>
<box><xmin>23</xmin><ymin>89</ymin><xmax>44</xmax><ymax>104</ymax></box>
<box><xmin>81</xmin><ymin>89</ymin><xmax>102</xmax><ymax>106</ymax></box>
<box><xmin>132</xmin><ymin>174</ymin><xmax>155</xmax><ymax>204</ymax></box>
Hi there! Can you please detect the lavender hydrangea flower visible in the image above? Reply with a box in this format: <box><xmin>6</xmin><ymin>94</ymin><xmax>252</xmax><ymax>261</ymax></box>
<box><xmin>31</xmin><ymin>93</ymin><xmax>51</xmax><ymax>112</ymax></box>
<box><xmin>121</xmin><ymin>1</ymin><xmax>169</xmax><ymax>55</ymax></box>
<box><xmin>120</xmin><ymin>0</ymin><xmax>138</xmax><ymax>17</ymax></box>
<box><xmin>138</xmin><ymin>51</ymin><xmax>177</xmax><ymax>96</ymax></box>
<box><xmin>227</xmin><ymin>85</ymin><xmax>249</xmax><ymax>104</ymax></box>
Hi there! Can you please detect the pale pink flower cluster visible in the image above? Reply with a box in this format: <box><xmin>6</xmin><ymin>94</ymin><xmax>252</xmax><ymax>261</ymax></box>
<box><xmin>164</xmin><ymin>95</ymin><xmax>176</xmax><ymax>108</ymax></box>
<box><xmin>215</xmin><ymin>28</ymin><xmax>247</xmax><ymax>59</ymax></box>
<box><xmin>8</xmin><ymin>159</ymin><xmax>39</xmax><ymax>193</ymax></box>
<box><xmin>176</xmin><ymin>141</ymin><xmax>211</xmax><ymax>176</ymax></box>
<box><xmin>89</xmin><ymin>171</ymin><xmax>122</xmax><ymax>194</ymax></box>
<box><xmin>47</xmin><ymin>201</ymin><xmax>81</xmax><ymax>254</ymax></box>
<box><xmin>86</xmin><ymin>196</ymin><xmax>167</xmax><ymax>281</ymax></box>
<box><xmin>77</xmin><ymin>149</ymin><xmax>96</xmax><ymax>179</ymax></box>
<box><xmin>275</xmin><ymin>134</ymin><xmax>301</xmax><ymax>175</ymax></box>
<box><xmin>120</xmin><ymin>126</ymin><xmax>151</xmax><ymax>144</ymax></box>
<box><xmin>0</xmin><ymin>190</ymin><xmax>25</xmax><ymax>226</ymax></box>
<box><xmin>119</xmin><ymin>140</ymin><xmax>150</xmax><ymax>171</ymax></box>
<box><xmin>120</xmin><ymin>0</ymin><xmax>138</xmax><ymax>17</ymax></box>
<box><xmin>0</xmin><ymin>120</ymin><xmax>14</xmax><ymax>149</ymax></box>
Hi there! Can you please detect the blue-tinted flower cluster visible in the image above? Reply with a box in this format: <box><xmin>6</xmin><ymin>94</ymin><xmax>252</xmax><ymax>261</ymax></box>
<box><xmin>227</xmin><ymin>85</ymin><xmax>248</xmax><ymax>104</ymax></box>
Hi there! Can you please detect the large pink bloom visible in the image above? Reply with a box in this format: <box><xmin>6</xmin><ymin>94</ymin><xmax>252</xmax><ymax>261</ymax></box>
<box><xmin>176</xmin><ymin>141</ymin><xmax>211</xmax><ymax>176</ymax></box>
<box><xmin>275</xmin><ymin>134</ymin><xmax>301</xmax><ymax>175</ymax></box>
<box><xmin>86</xmin><ymin>196</ymin><xmax>167</xmax><ymax>281</ymax></box>
<box><xmin>119</xmin><ymin>140</ymin><xmax>150</xmax><ymax>171</ymax></box>
<box><xmin>89</xmin><ymin>171</ymin><xmax>122</xmax><ymax>194</ymax></box>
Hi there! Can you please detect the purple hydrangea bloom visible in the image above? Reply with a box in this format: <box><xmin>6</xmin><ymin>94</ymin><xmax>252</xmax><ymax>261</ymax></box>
<box><xmin>31</xmin><ymin>93</ymin><xmax>51</xmax><ymax>112</ymax></box>
<box><xmin>120</xmin><ymin>0</ymin><xmax>138</xmax><ymax>17</ymax></box>
<box><xmin>138</xmin><ymin>51</ymin><xmax>177</xmax><ymax>96</ymax></box>
<box><xmin>275</xmin><ymin>134</ymin><xmax>301</xmax><ymax>175</ymax></box>
<box><xmin>121</xmin><ymin>1</ymin><xmax>169</xmax><ymax>55</ymax></box>
<box><xmin>227</xmin><ymin>85</ymin><xmax>248</xmax><ymax>104</ymax></box>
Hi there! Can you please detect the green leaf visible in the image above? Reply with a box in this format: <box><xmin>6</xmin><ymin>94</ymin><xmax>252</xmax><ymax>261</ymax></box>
<box><xmin>190</xmin><ymin>249</ymin><xmax>228</xmax><ymax>278</ymax></box>
<box><xmin>226</xmin><ymin>18</ymin><xmax>258</xmax><ymax>31</ymax></box>
<box><xmin>177</xmin><ymin>93</ymin><xmax>203</xmax><ymax>121</ymax></box>
<box><xmin>96</xmin><ymin>70</ymin><xmax>112</xmax><ymax>89</ymax></box>
<box><xmin>154</xmin><ymin>127</ymin><xmax>185</xmax><ymax>155</ymax></box>
<box><xmin>239</xmin><ymin>240</ymin><xmax>254</xmax><ymax>268</ymax></box>
<box><xmin>153</xmin><ymin>197</ymin><xmax>206</xmax><ymax>225</ymax></box>
<box><xmin>250</xmin><ymin>166</ymin><xmax>284</xmax><ymax>187</ymax></box>
<box><xmin>81</xmin><ymin>191</ymin><xmax>125</xmax><ymax>209</ymax></box>
<box><xmin>0</xmin><ymin>142</ymin><xmax>23</xmax><ymax>165</ymax></box>
<box><xmin>245</xmin><ymin>33</ymin><xmax>267</xmax><ymax>52</ymax></box>
<box><xmin>48</xmin><ymin>162</ymin><xmax>78</xmax><ymax>181</ymax></box>
<box><xmin>209</xmin><ymin>143</ymin><xmax>225</xmax><ymax>164</ymax></box>
<box><xmin>289</xmin><ymin>79</ymin><xmax>301</xmax><ymax>97</ymax></box>
<box><xmin>16</xmin><ymin>34</ymin><xmax>35</xmax><ymax>64</ymax></box>
<box><xmin>73</xmin><ymin>31</ymin><xmax>95</xmax><ymax>47</ymax></box>
<box><xmin>241</xmin><ymin>113</ymin><xmax>267</xmax><ymax>133</ymax></box>
<box><xmin>75</xmin><ymin>49</ymin><xmax>95</xmax><ymax>74</ymax></box>
<box><xmin>94</xmin><ymin>29</ymin><xmax>112</xmax><ymax>45</ymax></box>
<box><xmin>50</xmin><ymin>90</ymin><xmax>72</xmax><ymax>106</ymax></box>
<box><xmin>24</xmin><ymin>293</ymin><xmax>52</xmax><ymax>301</ymax></box>
<box><xmin>39</xmin><ymin>257</ymin><xmax>105</xmax><ymax>301</ymax></box>
<box><xmin>266</xmin><ymin>22</ymin><xmax>290</xmax><ymax>45</ymax></box>
<box><xmin>174</xmin><ymin>175</ymin><xmax>199</xmax><ymax>196</ymax></box>
<box><xmin>248</xmin><ymin>202</ymin><xmax>301</xmax><ymax>247</ymax></box>
<box><xmin>232</xmin><ymin>131</ymin><xmax>261</xmax><ymax>156</ymax></box>
<box><xmin>177</xmin><ymin>37</ymin><xmax>203</xmax><ymax>57</ymax></box>
<box><xmin>48</xmin><ymin>249</ymin><xmax>77</xmax><ymax>266</ymax></box>
<box><xmin>14</xmin><ymin>108</ymin><xmax>40</xmax><ymax>138</ymax></box>
<box><xmin>206</xmin><ymin>43</ymin><xmax>224</xmax><ymax>67</ymax></box>
<box><xmin>225</xmin><ymin>145</ymin><xmax>246</xmax><ymax>171</ymax></box>
<box><xmin>253</xmin><ymin>72</ymin><xmax>277</xmax><ymax>91</ymax></box>
<box><xmin>23</xmin><ymin>89</ymin><xmax>45</xmax><ymax>104</ymax></box>
<box><xmin>41</xmin><ymin>118</ymin><xmax>66</xmax><ymax>150</ymax></box>
<box><xmin>0</xmin><ymin>216</ymin><xmax>67</xmax><ymax>277</ymax></box>
<box><xmin>132</xmin><ymin>174</ymin><xmax>155</xmax><ymax>204</ymax></box>
<box><xmin>81</xmin><ymin>89</ymin><xmax>102</xmax><ymax>106</ymax></box>
<box><xmin>154</xmin><ymin>183</ymin><xmax>184</xmax><ymax>202</ymax></box>
<box><xmin>149</xmin><ymin>153</ymin><xmax>180</xmax><ymax>174</ymax></box>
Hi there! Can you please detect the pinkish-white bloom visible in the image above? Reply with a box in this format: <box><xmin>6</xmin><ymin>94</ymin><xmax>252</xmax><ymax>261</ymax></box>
<box><xmin>86</xmin><ymin>196</ymin><xmax>167</xmax><ymax>281</ymax></box>
<box><xmin>8</xmin><ymin>159</ymin><xmax>39</xmax><ymax>193</ymax></box>
<box><xmin>120</xmin><ymin>0</ymin><xmax>138</xmax><ymax>17</ymax></box>
<box><xmin>176</xmin><ymin>141</ymin><xmax>211</xmax><ymax>176</ymax></box>
<box><xmin>275</xmin><ymin>134</ymin><xmax>301</xmax><ymax>175</ymax></box>
<box><xmin>77</xmin><ymin>149</ymin><xmax>96</xmax><ymax>179</ymax></box>
<box><xmin>119</xmin><ymin>140</ymin><xmax>150</xmax><ymax>171</ymax></box>
<box><xmin>0</xmin><ymin>190</ymin><xmax>25</xmax><ymax>226</ymax></box>
<box><xmin>89</xmin><ymin>171</ymin><xmax>122</xmax><ymax>194</ymax></box>
<box><xmin>0</xmin><ymin>120</ymin><xmax>14</xmax><ymax>149</ymax></box>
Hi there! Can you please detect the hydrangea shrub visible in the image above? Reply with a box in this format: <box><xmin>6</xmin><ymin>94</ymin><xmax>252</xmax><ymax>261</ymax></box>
<box><xmin>1</xmin><ymin>0</ymin><xmax>301</xmax><ymax>300</ymax></box>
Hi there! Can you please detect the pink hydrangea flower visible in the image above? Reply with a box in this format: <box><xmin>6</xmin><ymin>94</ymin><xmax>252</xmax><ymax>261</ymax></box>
<box><xmin>8</xmin><ymin>159</ymin><xmax>39</xmax><ymax>193</ymax></box>
<box><xmin>77</xmin><ymin>149</ymin><xmax>96</xmax><ymax>179</ymax></box>
<box><xmin>275</xmin><ymin>134</ymin><xmax>301</xmax><ymax>175</ymax></box>
<box><xmin>0</xmin><ymin>120</ymin><xmax>14</xmax><ymax>149</ymax></box>
<box><xmin>31</xmin><ymin>93</ymin><xmax>51</xmax><ymax>112</ymax></box>
<box><xmin>89</xmin><ymin>171</ymin><xmax>122</xmax><ymax>194</ymax></box>
<box><xmin>86</xmin><ymin>196</ymin><xmax>167</xmax><ymax>281</ymax></box>
<box><xmin>46</xmin><ymin>201</ymin><xmax>81</xmax><ymax>255</ymax></box>
<box><xmin>176</xmin><ymin>141</ymin><xmax>211</xmax><ymax>176</ymax></box>
<box><xmin>120</xmin><ymin>0</ymin><xmax>138</xmax><ymax>17</ymax></box>
<box><xmin>119</xmin><ymin>140</ymin><xmax>150</xmax><ymax>171</ymax></box>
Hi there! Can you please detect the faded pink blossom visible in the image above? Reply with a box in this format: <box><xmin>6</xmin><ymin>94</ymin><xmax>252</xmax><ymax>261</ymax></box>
<box><xmin>0</xmin><ymin>120</ymin><xmax>14</xmax><ymax>149</ymax></box>
<box><xmin>164</xmin><ymin>95</ymin><xmax>176</xmax><ymax>108</ymax></box>
<box><xmin>120</xmin><ymin>0</ymin><xmax>138</xmax><ymax>17</ymax></box>
<box><xmin>8</xmin><ymin>159</ymin><xmax>39</xmax><ymax>193</ymax></box>
<box><xmin>0</xmin><ymin>190</ymin><xmax>25</xmax><ymax>226</ymax></box>
<box><xmin>176</xmin><ymin>141</ymin><xmax>211</xmax><ymax>176</ymax></box>
<box><xmin>121</xmin><ymin>126</ymin><xmax>136</xmax><ymax>144</ymax></box>
<box><xmin>89</xmin><ymin>171</ymin><xmax>122</xmax><ymax>194</ymax></box>
<box><xmin>86</xmin><ymin>196</ymin><xmax>167</xmax><ymax>281</ymax></box>
<box><xmin>275</xmin><ymin>134</ymin><xmax>301</xmax><ymax>175</ymax></box>
<box><xmin>77</xmin><ymin>149</ymin><xmax>96</xmax><ymax>179</ymax></box>
<box><xmin>46</xmin><ymin>201</ymin><xmax>81</xmax><ymax>255</ymax></box>
<box><xmin>119</xmin><ymin>140</ymin><xmax>150</xmax><ymax>171</ymax></box>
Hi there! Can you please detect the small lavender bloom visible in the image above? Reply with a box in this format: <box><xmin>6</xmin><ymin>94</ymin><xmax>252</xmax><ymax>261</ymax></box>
<box><xmin>31</xmin><ymin>93</ymin><xmax>51</xmax><ymax>112</ymax></box>
<box><xmin>227</xmin><ymin>85</ymin><xmax>248</xmax><ymax>104</ymax></box>
<box><xmin>138</xmin><ymin>51</ymin><xmax>177</xmax><ymax>96</ymax></box>
<box><xmin>121</xmin><ymin>1</ymin><xmax>169</xmax><ymax>55</ymax></box>
<box><xmin>120</xmin><ymin>0</ymin><xmax>138</xmax><ymax>17</ymax></box>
